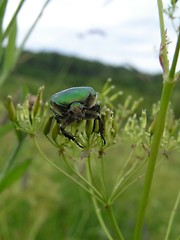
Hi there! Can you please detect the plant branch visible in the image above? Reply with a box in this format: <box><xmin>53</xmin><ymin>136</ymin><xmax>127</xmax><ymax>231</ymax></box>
<box><xmin>33</xmin><ymin>138</ymin><xmax>104</xmax><ymax>204</ymax></box>
<box><xmin>133</xmin><ymin>0</ymin><xmax>179</xmax><ymax>238</ymax></box>
<box><xmin>157</xmin><ymin>0</ymin><xmax>169</xmax><ymax>75</ymax></box>
<box><xmin>86</xmin><ymin>155</ymin><xmax>114</xmax><ymax>240</ymax></box>
<box><xmin>165</xmin><ymin>188</ymin><xmax>180</xmax><ymax>240</ymax></box>
<box><xmin>107</xmin><ymin>205</ymin><xmax>125</xmax><ymax>240</ymax></box>
<box><xmin>62</xmin><ymin>152</ymin><xmax>105</xmax><ymax>203</ymax></box>
<box><xmin>169</xmin><ymin>31</ymin><xmax>180</xmax><ymax>80</ymax></box>
<box><xmin>1</xmin><ymin>135</ymin><xmax>25</xmax><ymax>178</ymax></box>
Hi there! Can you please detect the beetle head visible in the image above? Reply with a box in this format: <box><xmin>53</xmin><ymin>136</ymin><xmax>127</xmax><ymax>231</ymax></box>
<box><xmin>85</xmin><ymin>93</ymin><xmax>96</xmax><ymax>108</ymax></box>
<box><xmin>69</xmin><ymin>102</ymin><xmax>85</xmax><ymax>120</ymax></box>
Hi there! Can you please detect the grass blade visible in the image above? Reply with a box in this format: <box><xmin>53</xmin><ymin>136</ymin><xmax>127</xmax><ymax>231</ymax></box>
<box><xmin>0</xmin><ymin>0</ymin><xmax>8</xmax><ymax>61</ymax></box>
<box><xmin>2</xmin><ymin>0</ymin><xmax>25</xmax><ymax>41</ymax></box>
<box><xmin>3</xmin><ymin>20</ymin><xmax>17</xmax><ymax>74</ymax></box>
<box><xmin>0</xmin><ymin>158</ymin><xmax>32</xmax><ymax>193</ymax></box>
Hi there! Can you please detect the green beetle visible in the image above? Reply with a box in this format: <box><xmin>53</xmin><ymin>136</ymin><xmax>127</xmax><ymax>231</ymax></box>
<box><xmin>50</xmin><ymin>86</ymin><xmax>105</xmax><ymax>148</ymax></box>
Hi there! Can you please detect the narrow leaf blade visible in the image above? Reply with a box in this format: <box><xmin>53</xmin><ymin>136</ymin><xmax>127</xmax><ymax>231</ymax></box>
<box><xmin>0</xmin><ymin>159</ymin><xmax>32</xmax><ymax>193</ymax></box>
<box><xmin>3</xmin><ymin>20</ymin><xmax>17</xmax><ymax>74</ymax></box>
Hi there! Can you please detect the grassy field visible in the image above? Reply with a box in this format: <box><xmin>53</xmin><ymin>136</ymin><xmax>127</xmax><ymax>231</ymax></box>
<box><xmin>0</xmin><ymin>130</ymin><xmax>180</xmax><ymax>239</ymax></box>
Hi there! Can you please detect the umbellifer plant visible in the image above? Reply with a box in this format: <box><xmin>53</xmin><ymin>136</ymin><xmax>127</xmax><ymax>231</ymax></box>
<box><xmin>4</xmin><ymin>0</ymin><xmax>180</xmax><ymax>239</ymax></box>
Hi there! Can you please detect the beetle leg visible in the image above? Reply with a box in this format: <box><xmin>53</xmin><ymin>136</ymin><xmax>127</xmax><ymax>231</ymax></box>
<box><xmin>54</xmin><ymin>113</ymin><xmax>62</xmax><ymax>123</ymax></box>
<box><xmin>97</xmin><ymin>116</ymin><xmax>106</xmax><ymax>145</ymax></box>
<box><xmin>84</xmin><ymin>105</ymin><xmax>106</xmax><ymax>145</ymax></box>
<box><xmin>60</xmin><ymin>125</ymin><xmax>84</xmax><ymax>148</ymax></box>
<box><xmin>89</xmin><ymin>104</ymin><xmax>100</xmax><ymax>113</ymax></box>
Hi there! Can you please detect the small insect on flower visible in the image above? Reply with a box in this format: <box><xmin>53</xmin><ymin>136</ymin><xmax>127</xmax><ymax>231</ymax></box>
<box><xmin>50</xmin><ymin>86</ymin><xmax>105</xmax><ymax>148</ymax></box>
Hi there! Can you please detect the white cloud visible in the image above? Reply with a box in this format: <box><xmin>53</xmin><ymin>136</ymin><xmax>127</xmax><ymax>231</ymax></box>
<box><xmin>4</xmin><ymin>0</ymin><xmax>180</xmax><ymax>73</ymax></box>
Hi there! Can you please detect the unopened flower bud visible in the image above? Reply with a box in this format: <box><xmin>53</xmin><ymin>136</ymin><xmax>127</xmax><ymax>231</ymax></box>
<box><xmin>32</xmin><ymin>86</ymin><xmax>44</xmax><ymax>117</ymax></box>
<box><xmin>29</xmin><ymin>95</ymin><xmax>37</xmax><ymax>111</ymax></box>
<box><xmin>7</xmin><ymin>95</ymin><xmax>16</xmax><ymax>122</ymax></box>
<box><xmin>167</xmin><ymin>109</ymin><xmax>174</xmax><ymax>133</ymax></box>
<box><xmin>103</xmin><ymin>85</ymin><xmax>115</xmax><ymax>96</ymax></box>
<box><xmin>124</xmin><ymin>95</ymin><xmax>132</xmax><ymax>109</ymax></box>
<box><xmin>140</xmin><ymin>110</ymin><xmax>147</xmax><ymax>129</ymax></box>
<box><xmin>43</xmin><ymin>116</ymin><xmax>53</xmax><ymax>135</ymax></box>
<box><xmin>93</xmin><ymin>119</ymin><xmax>100</xmax><ymax>133</ymax></box>
<box><xmin>102</xmin><ymin>78</ymin><xmax>112</xmax><ymax>92</ymax></box>
<box><xmin>110</xmin><ymin>128</ymin><xmax>116</xmax><ymax>139</ymax></box>
<box><xmin>112</xmin><ymin>118</ymin><xmax>117</xmax><ymax>135</ymax></box>
<box><xmin>149</xmin><ymin>114</ymin><xmax>157</xmax><ymax>136</ymax></box>
<box><xmin>52</xmin><ymin>121</ymin><xmax>59</xmax><ymax>141</ymax></box>
<box><xmin>109</xmin><ymin>91</ymin><xmax>123</xmax><ymax>102</ymax></box>
<box><xmin>104</xmin><ymin>117</ymin><xmax>113</xmax><ymax>137</ymax></box>
<box><xmin>85</xmin><ymin>119</ymin><xmax>94</xmax><ymax>137</ymax></box>
<box><xmin>131</xmin><ymin>98</ymin><xmax>143</xmax><ymax>113</ymax></box>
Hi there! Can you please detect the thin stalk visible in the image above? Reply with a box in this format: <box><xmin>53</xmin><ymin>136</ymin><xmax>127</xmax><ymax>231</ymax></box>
<box><xmin>107</xmin><ymin>205</ymin><xmax>125</xmax><ymax>240</ymax></box>
<box><xmin>62</xmin><ymin>152</ymin><xmax>105</xmax><ymax>202</ymax></box>
<box><xmin>33</xmin><ymin>138</ymin><xmax>104</xmax><ymax>204</ymax></box>
<box><xmin>165</xmin><ymin>188</ymin><xmax>180</xmax><ymax>240</ymax></box>
<box><xmin>109</xmin><ymin>163</ymin><xmax>137</xmax><ymax>203</ymax></box>
<box><xmin>133</xmin><ymin>0</ymin><xmax>179</xmax><ymax>238</ymax></box>
<box><xmin>15</xmin><ymin>0</ymin><xmax>51</xmax><ymax>59</ymax></box>
<box><xmin>133</xmin><ymin>78</ymin><xmax>174</xmax><ymax>240</ymax></box>
<box><xmin>91</xmin><ymin>195</ymin><xmax>114</xmax><ymax>240</ymax></box>
<box><xmin>86</xmin><ymin>155</ymin><xmax>114</xmax><ymax>240</ymax></box>
<box><xmin>157</xmin><ymin>0</ymin><xmax>169</xmax><ymax>75</ymax></box>
<box><xmin>87</xmin><ymin>153</ymin><xmax>105</xmax><ymax>197</ymax></box>
<box><xmin>110</xmin><ymin>148</ymin><xmax>134</xmax><ymax>200</ymax></box>
<box><xmin>169</xmin><ymin>31</ymin><xmax>180</xmax><ymax>80</ymax></box>
<box><xmin>110</xmin><ymin>160</ymin><xmax>147</xmax><ymax>204</ymax></box>
<box><xmin>1</xmin><ymin>136</ymin><xmax>25</xmax><ymax>178</ymax></box>
<box><xmin>112</xmin><ymin>173</ymin><xmax>145</xmax><ymax>203</ymax></box>
<box><xmin>98</xmin><ymin>156</ymin><xmax>106</xmax><ymax>197</ymax></box>
<box><xmin>2</xmin><ymin>0</ymin><xmax>26</xmax><ymax>41</ymax></box>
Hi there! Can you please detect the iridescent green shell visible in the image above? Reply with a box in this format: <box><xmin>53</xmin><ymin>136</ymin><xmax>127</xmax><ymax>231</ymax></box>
<box><xmin>50</xmin><ymin>87</ymin><xmax>96</xmax><ymax>107</ymax></box>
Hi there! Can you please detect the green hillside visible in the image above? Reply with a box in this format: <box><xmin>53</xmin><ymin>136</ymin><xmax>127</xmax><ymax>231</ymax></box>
<box><xmin>2</xmin><ymin>50</ymin><xmax>180</xmax><ymax>115</ymax></box>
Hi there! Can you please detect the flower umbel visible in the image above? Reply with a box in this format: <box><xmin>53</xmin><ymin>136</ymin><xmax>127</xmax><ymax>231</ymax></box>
<box><xmin>6</xmin><ymin>86</ymin><xmax>47</xmax><ymax>136</ymax></box>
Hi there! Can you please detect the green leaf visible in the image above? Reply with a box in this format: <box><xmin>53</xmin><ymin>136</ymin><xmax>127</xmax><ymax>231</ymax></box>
<box><xmin>0</xmin><ymin>0</ymin><xmax>8</xmax><ymax>61</ymax></box>
<box><xmin>2</xmin><ymin>0</ymin><xmax>25</xmax><ymax>41</ymax></box>
<box><xmin>0</xmin><ymin>158</ymin><xmax>32</xmax><ymax>193</ymax></box>
<box><xmin>0</xmin><ymin>0</ymin><xmax>8</xmax><ymax>37</ymax></box>
<box><xmin>3</xmin><ymin>20</ymin><xmax>17</xmax><ymax>75</ymax></box>
<box><xmin>16</xmin><ymin>0</ymin><xmax>51</xmax><ymax>60</ymax></box>
<box><xmin>0</xmin><ymin>0</ymin><xmax>8</xmax><ymax>24</ymax></box>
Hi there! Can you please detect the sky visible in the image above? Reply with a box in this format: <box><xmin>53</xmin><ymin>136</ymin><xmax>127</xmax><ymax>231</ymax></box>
<box><xmin>4</xmin><ymin>0</ymin><xmax>180</xmax><ymax>74</ymax></box>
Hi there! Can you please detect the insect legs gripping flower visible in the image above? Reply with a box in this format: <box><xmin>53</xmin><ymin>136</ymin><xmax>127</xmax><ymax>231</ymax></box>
<box><xmin>49</xmin><ymin>87</ymin><xmax>105</xmax><ymax>148</ymax></box>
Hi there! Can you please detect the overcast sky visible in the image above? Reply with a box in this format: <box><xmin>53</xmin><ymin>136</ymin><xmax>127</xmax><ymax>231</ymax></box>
<box><xmin>4</xmin><ymin>0</ymin><xmax>180</xmax><ymax>74</ymax></box>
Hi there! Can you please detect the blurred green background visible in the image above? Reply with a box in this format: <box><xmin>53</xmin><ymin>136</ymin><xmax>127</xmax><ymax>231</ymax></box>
<box><xmin>0</xmin><ymin>51</ymin><xmax>180</xmax><ymax>239</ymax></box>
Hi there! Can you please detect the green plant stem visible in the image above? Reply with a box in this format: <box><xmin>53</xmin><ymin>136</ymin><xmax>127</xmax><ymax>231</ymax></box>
<box><xmin>133</xmin><ymin>79</ymin><xmax>174</xmax><ymax>240</ymax></box>
<box><xmin>96</xmin><ymin>155</ymin><xmax>106</xmax><ymax>197</ymax></box>
<box><xmin>107</xmin><ymin>205</ymin><xmax>125</xmax><ymax>240</ymax></box>
<box><xmin>92</xmin><ymin>195</ymin><xmax>114</xmax><ymax>240</ymax></box>
<box><xmin>62</xmin><ymin>152</ymin><xmax>105</xmax><ymax>203</ymax></box>
<box><xmin>165</xmin><ymin>188</ymin><xmax>180</xmax><ymax>240</ymax></box>
<box><xmin>157</xmin><ymin>0</ymin><xmax>169</xmax><ymax>74</ymax></box>
<box><xmin>1</xmin><ymin>137</ymin><xmax>25</xmax><ymax>178</ymax></box>
<box><xmin>110</xmin><ymin>148</ymin><xmax>134</xmax><ymax>201</ymax></box>
<box><xmin>133</xmin><ymin>1</ymin><xmax>180</xmax><ymax>238</ymax></box>
<box><xmin>33</xmin><ymin>138</ymin><xmax>104</xmax><ymax>204</ymax></box>
<box><xmin>86</xmin><ymin>155</ymin><xmax>114</xmax><ymax>240</ymax></box>
<box><xmin>87</xmin><ymin>153</ymin><xmax>104</xmax><ymax>196</ymax></box>
<box><xmin>111</xmin><ymin>167</ymin><xmax>146</xmax><ymax>204</ymax></box>
<box><xmin>169</xmin><ymin>31</ymin><xmax>180</xmax><ymax>80</ymax></box>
